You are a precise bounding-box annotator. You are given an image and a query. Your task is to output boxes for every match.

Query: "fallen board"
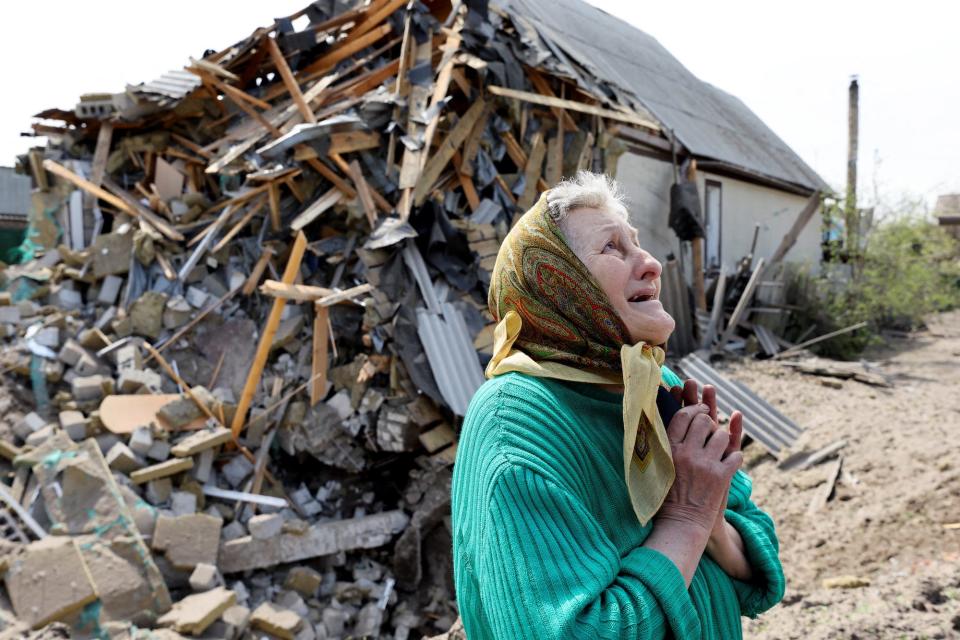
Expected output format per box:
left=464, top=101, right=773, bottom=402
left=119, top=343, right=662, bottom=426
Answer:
left=676, top=353, right=803, bottom=458
left=99, top=395, right=208, bottom=434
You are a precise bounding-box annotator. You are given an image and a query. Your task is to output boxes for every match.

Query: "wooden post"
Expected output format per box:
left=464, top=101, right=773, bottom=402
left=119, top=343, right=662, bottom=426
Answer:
left=845, top=77, right=859, bottom=257
left=231, top=232, right=308, bottom=438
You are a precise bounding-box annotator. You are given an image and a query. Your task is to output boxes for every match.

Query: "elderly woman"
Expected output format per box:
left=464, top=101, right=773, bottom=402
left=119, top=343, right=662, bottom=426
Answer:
left=451, top=172, right=784, bottom=639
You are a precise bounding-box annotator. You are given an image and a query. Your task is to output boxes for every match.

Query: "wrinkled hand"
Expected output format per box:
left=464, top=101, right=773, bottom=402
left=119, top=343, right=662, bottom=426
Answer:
left=656, top=400, right=742, bottom=535
left=670, top=381, right=743, bottom=537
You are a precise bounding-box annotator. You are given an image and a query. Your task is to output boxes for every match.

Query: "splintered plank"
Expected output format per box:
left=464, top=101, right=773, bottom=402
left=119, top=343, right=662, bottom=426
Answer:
left=487, top=85, right=661, bottom=131
left=299, top=24, right=393, bottom=78
left=289, top=188, right=343, bottom=231
left=311, top=304, right=330, bottom=406
left=518, top=131, right=546, bottom=210
left=459, top=106, right=491, bottom=177
left=242, top=247, right=276, bottom=296
left=328, top=131, right=381, bottom=154
left=212, top=198, right=265, bottom=253
left=346, top=160, right=377, bottom=228
left=265, top=36, right=316, bottom=124
left=718, top=257, right=766, bottom=348
left=526, top=68, right=578, bottom=131
left=268, top=182, right=282, bottom=232
left=231, top=232, right=308, bottom=438
left=419, top=28, right=463, bottom=170
left=46, top=161, right=184, bottom=242
left=413, top=98, right=489, bottom=205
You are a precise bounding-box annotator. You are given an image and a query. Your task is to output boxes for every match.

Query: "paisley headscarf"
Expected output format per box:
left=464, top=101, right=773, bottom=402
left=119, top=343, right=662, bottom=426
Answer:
left=486, top=191, right=674, bottom=525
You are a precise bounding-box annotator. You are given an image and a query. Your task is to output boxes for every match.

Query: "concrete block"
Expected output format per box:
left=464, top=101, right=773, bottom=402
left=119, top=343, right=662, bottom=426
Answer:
left=14, top=412, right=47, bottom=440
left=157, top=587, right=236, bottom=635
left=105, top=442, right=145, bottom=474
left=71, top=374, right=112, bottom=402
left=221, top=605, right=251, bottom=640
left=248, top=513, right=284, bottom=540
left=185, top=286, right=209, bottom=308
left=59, top=410, right=88, bottom=441
left=219, top=511, right=409, bottom=574
left=34, top=327, right=60, bottom=348
left=26, top=425, right=56, bottom=447
left=4, top=537, right=97, bottom=629
left=129, top=291, right=168, bottom=339
left=50, top=286, right=83, bottom=311
left=0, top=306, right=20, bottom=324
left=163, top=295, right=192, bottom=329
left=97, top=275, right=124, bottom=305
left=221, top=520, right=247, bottom=542
left=118, top=368, right=162, bottom=393
left=58, top=338, right=88, bottom=367
left=284, top=567, right=323, bottom=598
left=128, top=426, right=153, bottom=456
left=146, top=478, right=173, bottom=505
left=170, top=491, right=197, bottom=516
left=188, top=563, right=223, bottom=592
left=152, top=513, right=222, bottom=570
left=221, top=454, right=254, bottom=488
left=146, top=439, right=171, bottom=462
left=114, top=344, right=142, bottom=371
left=251, top=602, right=303, bottom=640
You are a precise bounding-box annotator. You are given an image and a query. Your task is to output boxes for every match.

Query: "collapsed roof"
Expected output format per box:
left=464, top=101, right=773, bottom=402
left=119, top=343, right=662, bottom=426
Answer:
left=495, top=0, right=829, bottom=193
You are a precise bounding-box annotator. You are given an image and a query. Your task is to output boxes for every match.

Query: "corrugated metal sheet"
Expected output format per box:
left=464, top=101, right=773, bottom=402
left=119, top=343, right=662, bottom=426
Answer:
left=131, top=69, right=202, bottom=102
left=416, top=304, right=486, bottom=416
left=677, top=353, right=802, bottom=457
left=403, top=241, right=485, bottom=415
left=496, top=0, right=828, bottom=192
left=0, top=168, right=30, bottom=217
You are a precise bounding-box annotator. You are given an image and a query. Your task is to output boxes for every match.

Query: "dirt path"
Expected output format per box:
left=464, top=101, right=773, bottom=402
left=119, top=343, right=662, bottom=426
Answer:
left=721, top=310, right=960, bottom=639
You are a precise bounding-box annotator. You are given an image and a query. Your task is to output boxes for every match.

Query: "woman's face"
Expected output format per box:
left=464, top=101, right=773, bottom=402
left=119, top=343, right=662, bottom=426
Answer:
left=563, top=207, right=675, bottom=345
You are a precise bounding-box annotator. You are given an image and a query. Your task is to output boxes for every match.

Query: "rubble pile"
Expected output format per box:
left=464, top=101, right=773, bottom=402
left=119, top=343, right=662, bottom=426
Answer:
left=0, top=0, right=669, bottom=637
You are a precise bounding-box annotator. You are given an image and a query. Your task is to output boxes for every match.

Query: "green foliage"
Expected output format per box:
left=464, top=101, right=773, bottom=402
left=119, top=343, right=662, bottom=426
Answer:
left=787, top=215, right=960, bottom=359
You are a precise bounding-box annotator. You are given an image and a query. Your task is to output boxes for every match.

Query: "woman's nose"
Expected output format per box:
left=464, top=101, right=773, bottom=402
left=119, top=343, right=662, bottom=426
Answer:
left=632, top=251, right=661, bottom=281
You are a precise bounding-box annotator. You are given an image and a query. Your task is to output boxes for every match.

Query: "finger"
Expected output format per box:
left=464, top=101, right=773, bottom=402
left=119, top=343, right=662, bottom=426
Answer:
left=705, top=428, right=730, bottom=458
left=670, top=385, right=682, bottom=405
left=683, top=412, right=714, bottom=446
left=667, top=404, right=709, bottom=445
left=682, top=379, right=699, bottom=407
left=702, top=385, right=717, bottom=423
left=727, top=411, right=744, bottom=455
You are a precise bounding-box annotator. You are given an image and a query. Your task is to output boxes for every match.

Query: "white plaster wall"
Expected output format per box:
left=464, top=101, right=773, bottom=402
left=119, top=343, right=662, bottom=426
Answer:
left=697, top=170, right=822, bottom=273
left=614, top=152, right=678, bottom=262
left=615, top=152, right=822, bottom=273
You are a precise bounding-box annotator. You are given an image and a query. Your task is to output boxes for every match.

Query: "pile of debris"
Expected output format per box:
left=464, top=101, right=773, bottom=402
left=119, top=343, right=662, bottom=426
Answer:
left=0, top=0, right=677, bottom=637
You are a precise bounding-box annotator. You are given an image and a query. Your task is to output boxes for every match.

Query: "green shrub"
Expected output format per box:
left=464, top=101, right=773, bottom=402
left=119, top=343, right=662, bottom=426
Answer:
left=786, top=215, right=960, bottom=359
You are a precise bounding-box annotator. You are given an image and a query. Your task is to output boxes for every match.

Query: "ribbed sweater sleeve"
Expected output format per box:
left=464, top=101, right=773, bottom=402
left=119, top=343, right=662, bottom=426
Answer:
left=722, top=470, right=786, bottom=617
left=478, top=463, right=701, bottom=640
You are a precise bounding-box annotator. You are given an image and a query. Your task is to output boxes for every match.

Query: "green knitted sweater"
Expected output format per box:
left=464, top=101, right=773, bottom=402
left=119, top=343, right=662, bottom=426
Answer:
left=452, top=369, right=784, bottom=639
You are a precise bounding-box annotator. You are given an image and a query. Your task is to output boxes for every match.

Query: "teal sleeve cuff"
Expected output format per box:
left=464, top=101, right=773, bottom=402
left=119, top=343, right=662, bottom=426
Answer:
left=622, top=547, right=702, bottom=639
left=724, top=509, right=786, bottom=617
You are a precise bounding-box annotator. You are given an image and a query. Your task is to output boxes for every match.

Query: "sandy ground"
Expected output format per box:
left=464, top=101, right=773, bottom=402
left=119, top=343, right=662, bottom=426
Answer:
left=719, top=310, right=960, bottom=639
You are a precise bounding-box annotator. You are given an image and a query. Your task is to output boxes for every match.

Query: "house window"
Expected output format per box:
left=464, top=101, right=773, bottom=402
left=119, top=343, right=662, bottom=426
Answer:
left=704, top=180, right=722, bottom=269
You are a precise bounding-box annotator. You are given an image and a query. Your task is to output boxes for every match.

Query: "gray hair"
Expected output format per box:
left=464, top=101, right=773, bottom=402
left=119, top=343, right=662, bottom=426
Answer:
left=546, top=171, right=629, bottom=255
left=546, top=171, right=629, bottom=222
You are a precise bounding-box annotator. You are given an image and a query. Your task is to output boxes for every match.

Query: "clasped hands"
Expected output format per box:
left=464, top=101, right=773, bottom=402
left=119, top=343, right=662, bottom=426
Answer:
left=659, top=381, right=745, bottom=549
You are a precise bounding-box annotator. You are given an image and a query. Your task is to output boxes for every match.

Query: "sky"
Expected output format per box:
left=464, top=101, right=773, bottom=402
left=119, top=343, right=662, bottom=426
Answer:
left=1, top=1, right=957, bottom=214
